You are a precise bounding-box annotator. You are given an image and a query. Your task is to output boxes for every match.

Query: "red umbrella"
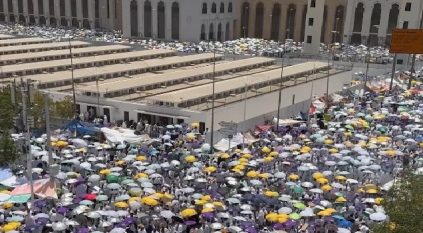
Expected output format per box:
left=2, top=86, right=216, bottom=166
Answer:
left=84, top=193, right=97, bottom=201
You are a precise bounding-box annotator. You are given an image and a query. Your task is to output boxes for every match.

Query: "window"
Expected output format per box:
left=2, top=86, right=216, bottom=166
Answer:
left=405, top=2, right=411, bottom=11
left=308, top=18, right=314, bottom=26
left=220, top=2, right=224, bottom=13
left=311, top=0, right=316, bottom=8
left=202, top=2, right=207, bottom=14
left=307, top=35, right=312, bottom=43
left=403, top=21, right=409, bottom=29
left=228, top=2, right=232, bottom=12
left=211, top=3, right=216, bottom=13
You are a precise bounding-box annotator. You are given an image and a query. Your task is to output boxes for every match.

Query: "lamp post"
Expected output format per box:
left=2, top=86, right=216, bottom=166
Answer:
left=68, top=38, right=77, bottom=118
left=364, top=25, right=379, bottom=88
left=276, top=35, right=285, bottom=132
left=210, top=21, right=217, bottom=153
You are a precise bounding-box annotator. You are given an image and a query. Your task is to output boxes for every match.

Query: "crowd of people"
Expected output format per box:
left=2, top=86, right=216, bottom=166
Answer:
left=0, top=75, right=421, bottom=233
left=0, top=23, right=394, bottom=63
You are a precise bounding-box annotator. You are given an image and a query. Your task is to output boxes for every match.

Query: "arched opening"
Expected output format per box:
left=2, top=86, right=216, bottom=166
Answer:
left=240, top=2, right=249, bottom=38
left=83, top=19, right=90, bottom=29
left=211, top=3, right=216, bottom=13
left=71, top=0, right=77, bottom=17
left=351, top=2, right=364, bottom=44
left=38, top=0, right=44, bottom=15
left=228, top=2, right=232, bottom=13
left=369, top=3, right=381, bottom=46
left=18, top=0, right=23, bottom=14
left=301, top=4, right=308, bottom=41
left=270, top=3, right=281, bottom=41
left=255, top=2, right=264, bottom=38
left=130, top=0, right=138, bottom=37
left=332, top=5, right=344, bottom=43
left=82, top=0, right=88, bottom=18
left=0, top=14, right=5, bottom=22
left=386, top=4, right=399, bottom=45
left=60, top=0, right=66, bottom=17
left=72, top=18, right=78, bottom=27
left=286, top=4, right=296, bottom=40
left=171, top=2, right=180, bottom=40
left=209, top=23, right=214, bottom=41
left=9, top=15, right=15, bottom=23
left=39, top=16, right=46, bottom=25
left=157, top=1, right=165, bottom=39
left=144, top=0, right=152, bottom=37
left=19, top=15, right=25, bottom=24
left=225, top=22, right=230, bottom=40
left=220, top=2, right=224, bottom=13
left=202, top=2, right=207, bottom=14
left=29, top=15, right=35, bottom=25
left=50, top=17, right=57, bottom=26
left=7, top=0, right=13, bottom=14
left=321, top=5, right=327, bottom=42
left=200, top=24, right=206, bottom=40
left=49, top=0, right=55, bottom=16
left=0, top=2, right=3, bottom=13
left=217, top=23, right=222, bottom=41
left=61, top=18, right=67, bottom=27
left=28, top=0, right=34, bottom=15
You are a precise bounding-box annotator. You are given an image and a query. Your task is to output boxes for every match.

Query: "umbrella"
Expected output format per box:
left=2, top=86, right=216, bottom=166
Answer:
left=369, top=212, right=387, bottom=221
left=87, top=211, right=102, bottom=219
left=160, top=210, right=174, bottom=219
left=180, top=208, right=197, bottom=218
left=110, top=228, right=126, bottom=233
left=52, top=222, right=67, bottom=231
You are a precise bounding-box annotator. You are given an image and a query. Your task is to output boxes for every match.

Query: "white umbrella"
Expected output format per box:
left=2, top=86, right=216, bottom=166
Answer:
left=181, top=187, right=195, bottom=193
left=87, top=211, right=102, bottom=219
left=301, top=182, right=314, bottom=188
left=369, top=212, right=387, bottom=221
left=0, top=193, right=10, bottom=202
left=211, top=223, right=223, bottom=229
left=227, top=197, right=240, bottom=204
left=274, top=172, right=286, bottom=179
left=338, top=228, right=351, bottom=233
left=52, top=222, right=67, bottom=231
left=240, top=204, right=252, bottom=210
left=278, top=207, right=292, bottom=214
left=325, top=161, right=336, bottom=166
left=129, top=201, right=141, bottom=210
left=217, top=212, right=230, bottom=219
left=160, top=210, right=174, bottom=219
left=300, top=208, right=315, bottom=217
left=229, top=226, right=242, bottom=232
left=310, top=188, right=323, bottom=194
left=88, top=174, right=100, bottom=182
left=110, top=228, right=126, bottom=233
left=346, top=178, right=358, bottom=184
left=233, top=216, right=247, bottom=221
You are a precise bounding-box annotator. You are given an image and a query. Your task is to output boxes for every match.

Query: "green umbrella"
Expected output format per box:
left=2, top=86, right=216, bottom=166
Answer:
left=106, top=174, right=119, bottom=183
left=292, top=186, right=304, bottom=194
left=293, top=202, right=306, bottom=210
left=289, top=213, right=301, bottom=220
left=121, top=179, right=135, bottom=185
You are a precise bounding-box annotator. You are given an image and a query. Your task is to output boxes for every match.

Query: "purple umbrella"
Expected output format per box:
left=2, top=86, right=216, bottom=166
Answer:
left=245, top=227, right=257, bottom=233
left=273, top=223, right=285, bottom=230
left=240, top=221, right=254, bottom=229
left=24, top=224, right=39, bottom=232
left=34, top=199, right=47, bottom=208
left=75, top=227, right=90, bottom=233
left=57, top=207, right=69, bottom=214
left=35, top=217, right=49, bottom=225
left=184, top=220, right=197, bottom=226
left=283, top=219, right=297, bottom=228
left=201, top=212, right=214, bottom=219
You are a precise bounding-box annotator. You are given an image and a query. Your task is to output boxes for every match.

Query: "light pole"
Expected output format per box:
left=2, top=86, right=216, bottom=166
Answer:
left=276, top=35, right=285, bottom=132
left=96, top=78, right=104, bottom=116
left=68, top=38, right=77, bottom=118
left=210, top=22, right=217, bottom=153
left=365, top=25, right=379, bottom=88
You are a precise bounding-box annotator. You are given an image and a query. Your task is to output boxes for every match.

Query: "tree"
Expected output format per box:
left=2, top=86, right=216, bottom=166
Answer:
left=53, top=96, right=74, bottom=119
left=372, top=170, right=423, bottom=233
left=0, top=133, right=18, bottom=167
left=0, top=88, right=15, bottom=130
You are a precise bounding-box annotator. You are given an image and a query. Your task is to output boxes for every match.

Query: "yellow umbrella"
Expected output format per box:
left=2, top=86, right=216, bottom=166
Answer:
left=234, top=164, right=246, bottom=170
left=317, top=210, right=332, bottom=216
left=235, top=149, right=241, bottom=153
left=134, top=172, right=148, bottom=179
left=288, top=174, right=300, bottom=180
left=324, top=139, right=334, bottom=145
left=316, top=177, right=329, bottom=184
left=151, top=192, right=164, bottom=199
left=200, top=195, right=211, bottom=202
left=191, top=122, right=199, bottom=128
left=238, top=157, right=249, bottom=163
left=204, top=166, right=217, bottom=173
left=325, top=208, right=337, bottom=214
left=246, top=171, right=259, bottom=178
left=2, top=202, right=13, bottom=209
left=99, top=169, right=111, bottom=175
left=201, top=208, right=214, bottom=213
left=136, top=155, right=147, bottom=161
left=277, top=217, right=289, bottom=223
left=258, top=173, right=270, bottom=179
left=114, top=201, right=129, bottom=208
left=329, top=148, right=338, bottom=154
left=0, top=190, right=11, bottom=194
left=385, top=150, right=397, bottom=157
left=335, top=175, right=347, bottom=181
left=185, top=155, right=197, bottom=163
left=180, top=208, right=197, bottom=218
left=231, top=168, right=243, bottom=174
left=335, top=196, right=347, bottom=203
left=321, top=185, right=332, bottom=192
left=261, top=146, right=271, bottom=153
left=128, top=197, right=141, bottom=203
left=269, top=151, right=279, bottom=157
left=366, top=189, right=378, bottom=194
left=213, top=201, right=225, bottom=208
left=116, top=160, right=125, bottom=166
left=375, top=197, right=384, bottom=205
left=300, top=146, right=312, bottom=153
left=264, top=191, right=279, bottom=197
left=219, top=153, right=230, bottom=159
left=264, top=156, right=274, bottom=163
left=3, top=223, right=19, bottom=232
left=265, top=212, right=279, bottom=222
left=312, top=172, right=325, bottom=180
left=195, top=199, right=207, bottom=205
left=141, top=197, right=159, bottom=206
left=241, top=153, right=252, bottom=159
left=56, top=140, right=69, bottom=148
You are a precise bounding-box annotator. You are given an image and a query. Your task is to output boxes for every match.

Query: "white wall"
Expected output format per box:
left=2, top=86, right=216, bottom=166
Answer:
left=303, top=0, right=325, bottom=54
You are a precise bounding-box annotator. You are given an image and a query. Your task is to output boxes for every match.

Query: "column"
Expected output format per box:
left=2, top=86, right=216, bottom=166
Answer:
left=280, top=3, right=287, bottom=41
left=325, top=4, right=336, bottom=44
left=262, top=3, right=272, bottom=39
left=12, top=0, right=18, bottom=18
left=151, top=0, right=157, bottom=39
left=342, top=1, right=354, bottom=44
left=3, top=0, right=8, bottom=22
left=248, top=0, right=255, bottom=38
left=44, top=0, right=49, bottom=25
left=165, top=1, right=171, bottom=40
left=294, top=3, right=303, bottom=42
left=361, top=3, right=372, bottom=44
left=378, top=4, right=390, bottom=46
left=23, top=0, right=28, bottom=16
left=303, top=0, right=325, bottom=54
left=33, top=0, right=40, bottom=24
left=65, top=0, right=71, bottom=24
left=109, top=0, right=115, bottom=30
left=137, top=0, right=144, bottom=37
left=76, top=0, right=83, bottom=27
left=121, top=0, right=130, bottom=37
left=54, top=0, right=60, bottom=20
left=88, top=0, right=94, bottom=28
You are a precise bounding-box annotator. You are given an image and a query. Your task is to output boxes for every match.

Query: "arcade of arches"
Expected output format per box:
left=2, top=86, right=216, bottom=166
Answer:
left=236, top=0, right=346, bottom=44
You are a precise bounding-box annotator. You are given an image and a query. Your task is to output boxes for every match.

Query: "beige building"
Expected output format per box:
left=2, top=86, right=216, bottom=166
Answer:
left=233, top=0, right=346, bottom=44
left=0, top=0, right=121, bottom=30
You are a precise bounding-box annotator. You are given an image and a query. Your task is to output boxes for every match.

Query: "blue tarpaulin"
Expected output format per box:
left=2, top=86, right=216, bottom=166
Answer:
left=64, top=119, right=100, bottom=136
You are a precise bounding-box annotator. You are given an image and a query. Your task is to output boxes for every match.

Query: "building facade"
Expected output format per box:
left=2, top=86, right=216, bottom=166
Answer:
left=121, top=0, right=234, bottom=42
left=0, top=0, right=121, bottom=30
left=233, top=0, right=346, bottom=44
left=343, top=0, right=423, bottom=46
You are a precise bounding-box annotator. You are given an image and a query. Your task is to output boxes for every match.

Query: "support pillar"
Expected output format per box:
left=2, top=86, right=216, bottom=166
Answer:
left=137, top=0, right=144, bottom=38
left=165, top=1, right=171, bottom=40
left=303, top=0, right=325, bottom=55
left=121, top=0, right=130, bottom=37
